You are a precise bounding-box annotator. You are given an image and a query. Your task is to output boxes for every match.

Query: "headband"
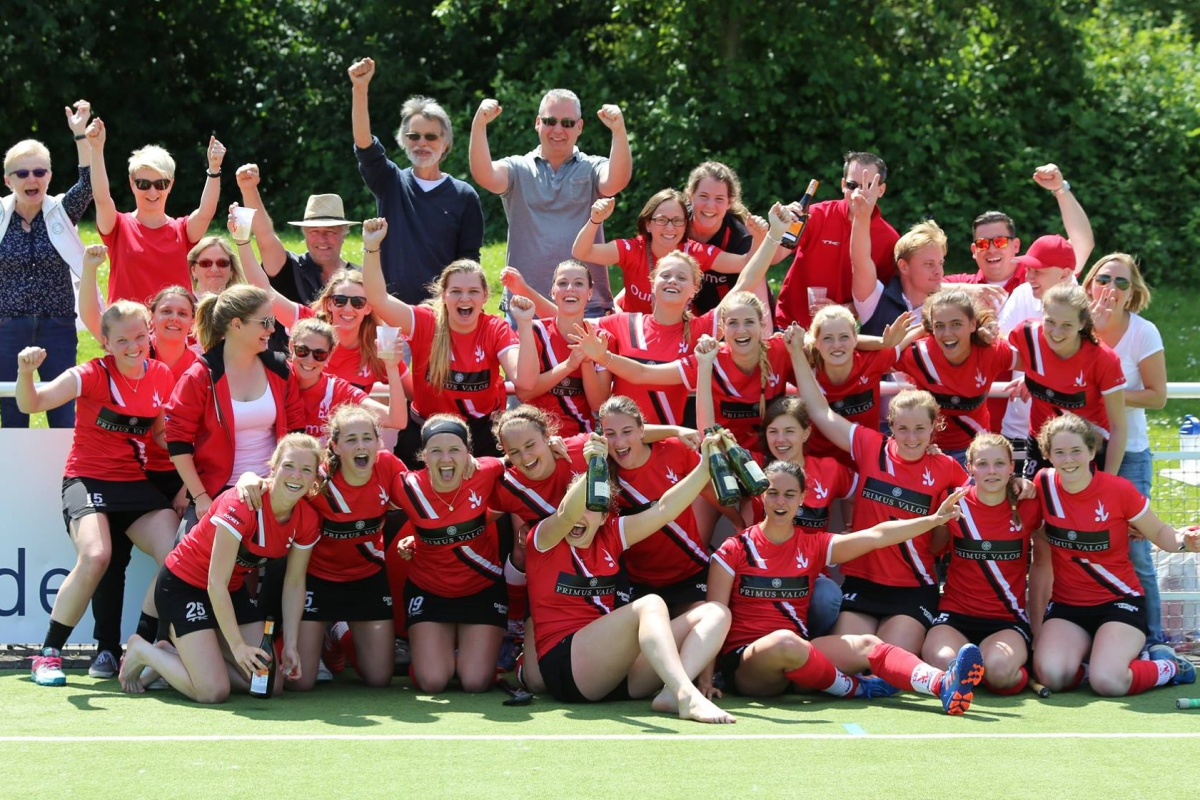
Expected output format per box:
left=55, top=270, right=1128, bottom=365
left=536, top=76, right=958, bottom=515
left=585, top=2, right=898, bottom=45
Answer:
left=421, top=419, right=469, bottom=447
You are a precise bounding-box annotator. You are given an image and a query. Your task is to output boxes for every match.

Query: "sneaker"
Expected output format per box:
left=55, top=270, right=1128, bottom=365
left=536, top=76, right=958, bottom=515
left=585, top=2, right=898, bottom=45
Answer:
left=146, top=676, right=170, bottom=691
left=940, top=643, right=985, bottom=716
left=88, top=649, right=119, bottom=679
left=854, top=675, right=900, bottom=699
left=394, top=638, right=411, bottom=670
left=31, top=648, right=67, bottom=687
left=496, top=636, right=520, bottom=672
left=316, top=659, right=334, bottom=683
left=322, top=623, right=348, bottom=674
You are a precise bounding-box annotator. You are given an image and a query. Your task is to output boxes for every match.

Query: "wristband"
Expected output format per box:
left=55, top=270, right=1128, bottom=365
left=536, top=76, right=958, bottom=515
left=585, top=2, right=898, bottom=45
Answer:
left=73, top=133, right=87, bottom=141
left=234, top=239, right=251, bottom=246
left=1052, top=180, right=1071, bottom=196
left=590, top=217, right=603, bottom=225
left=766, top=234, right=781, bottom=244
left=364, top=247, right=380, bottom=253
left=206, top=170, right=221, bottom=178
left=195, top=491, right=210, bottom=501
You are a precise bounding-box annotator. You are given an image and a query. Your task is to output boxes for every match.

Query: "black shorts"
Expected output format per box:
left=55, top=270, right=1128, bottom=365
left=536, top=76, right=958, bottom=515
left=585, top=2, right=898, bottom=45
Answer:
left=931, top=610, right=1032, bottom=646
left=403, top=579, right=508, bottom=628
left=716, top=645, right=750, bottom=689
left=538, top=631, right=632, bottom=704
left=146, top=469, right=185, bottom=501
left=1043, top=597, right=1148, bottom=638
left=628, top=569, right=708, bottom=608
left=839, top=575, right=939, bottom=629
left=61, top=476, right=171, bottom=535
left=303, top=570, right=394, bottom=622
left=156, top=565, right=262, bottom=639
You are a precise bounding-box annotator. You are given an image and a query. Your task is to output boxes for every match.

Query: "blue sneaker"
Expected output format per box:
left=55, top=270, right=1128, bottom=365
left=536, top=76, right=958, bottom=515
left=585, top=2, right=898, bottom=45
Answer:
left=1148, top=644, right=1195, bottom=685
left=940, top=643, right=985, bottom=715
left=854, top=675, right=900, bottom=699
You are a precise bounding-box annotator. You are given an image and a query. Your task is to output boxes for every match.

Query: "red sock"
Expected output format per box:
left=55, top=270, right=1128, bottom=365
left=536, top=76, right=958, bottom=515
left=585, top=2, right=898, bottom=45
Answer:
left=1127, top=658, right=1175, bottom=695
left=784, top=645, right=857, bottom=696
left=984, top=666, right=1028, bottom=695
left=867, top=643, right=940, bottom=696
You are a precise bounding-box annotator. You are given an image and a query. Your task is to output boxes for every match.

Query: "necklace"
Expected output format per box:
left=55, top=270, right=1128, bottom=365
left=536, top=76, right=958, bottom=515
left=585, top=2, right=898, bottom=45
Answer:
left=115, top=359, right=146, bottom=394
left=430, top=478, right=465, bottom=512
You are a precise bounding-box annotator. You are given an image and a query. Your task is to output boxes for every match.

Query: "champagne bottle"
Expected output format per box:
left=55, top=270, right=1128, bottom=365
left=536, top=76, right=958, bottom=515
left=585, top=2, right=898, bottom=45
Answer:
left=781, top=179, right=820, bottom=248
left=726, top=440, right=769, bottom=497
left=585, top=452, right=610, bottom=512
left=248, top=617, right=277, bottom=699
left=705, top=427, right=742, bottom=507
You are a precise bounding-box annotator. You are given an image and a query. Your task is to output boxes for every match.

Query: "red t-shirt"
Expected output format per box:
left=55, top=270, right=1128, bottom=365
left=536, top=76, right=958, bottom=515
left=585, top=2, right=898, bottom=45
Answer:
left=614, top=439, right=709, bottom=586
left=165, top=488, right=320, bottom=591
left=595, top=310, right=719, bottom=425
left=1010, top=320, right=1126, bottom=439
left=677, top=337, right=793, bottom=456
left=614, top=236, right=721, bottom=315
left=100, top=212, right=194, bottom=304
left=525, top=318, right=594, bottom=436
left=749, top=454, right=857, bottom=532
left=307, top=450, right=407, bottom=582
left=291, top=304, right=405, bottom=392
left=1036, top=469, right=1150, bottom=606
left=712, top=524, right=836, bottom=650
left=406, top=305, right=517, bottom=419
left=491, top=434, right=588, bottom=525
left=528, top=515, right=627, bottom=655
left=805, top=347, right=899, bottom=463
left=391, top=456, right=506, bottom=597
left=842, top=424, right=967, bottom=587
left=296, top=370, right=368, bottom=442
left=897, top=338, right=1017, bottom=452
left=939, top=486, right=1042, bottom=622
left=65, top=356, right=175, bottom=481
left=144, top=345, right=199, bottom=473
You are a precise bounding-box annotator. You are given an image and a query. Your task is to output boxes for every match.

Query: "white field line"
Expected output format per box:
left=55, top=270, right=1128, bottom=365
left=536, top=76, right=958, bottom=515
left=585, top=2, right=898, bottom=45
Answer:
left=3, top=732, right=1200, bottom=743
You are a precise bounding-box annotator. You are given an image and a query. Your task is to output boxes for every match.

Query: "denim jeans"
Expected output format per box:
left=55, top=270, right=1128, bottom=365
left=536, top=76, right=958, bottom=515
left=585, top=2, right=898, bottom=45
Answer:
left=809, top=573, right=843, bottom=638
left=1118, top=448, right=1164, bottom=643
left=0, top=315, right=77, bottom=428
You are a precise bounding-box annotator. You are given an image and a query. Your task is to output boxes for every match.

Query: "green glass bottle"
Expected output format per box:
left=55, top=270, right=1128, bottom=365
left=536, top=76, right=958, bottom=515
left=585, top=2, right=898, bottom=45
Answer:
left=726, top=440, right=769, bottom=497
left=248, top=617, right=276, bottom=699
left=706, top=427, right=742, bottom=507
left=585, top=452, right=611, bottom=512
left=781, top=179, right=820, bottom=248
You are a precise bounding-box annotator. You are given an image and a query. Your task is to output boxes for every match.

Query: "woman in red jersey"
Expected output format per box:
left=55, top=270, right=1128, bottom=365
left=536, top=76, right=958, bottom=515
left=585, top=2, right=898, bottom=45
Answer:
left=521, top=431, right=734, bottom=723
left=361, top=218, right=518, bottom=461
left=21, top=300, right=179, bottom=687
left=921, top=434, right=1043, bottom=694
left=117, top=435, right=322, bottom=702
left=1031, top=415, right=1198, bottom=696
left=790, top=329, right=967, bottom=656
left=708, top=462, right=985, bottom=715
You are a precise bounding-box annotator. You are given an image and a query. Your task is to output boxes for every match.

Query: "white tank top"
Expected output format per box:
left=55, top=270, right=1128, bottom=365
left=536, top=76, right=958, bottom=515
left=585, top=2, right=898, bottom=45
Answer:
left=230, top=382, right=277, bottom=479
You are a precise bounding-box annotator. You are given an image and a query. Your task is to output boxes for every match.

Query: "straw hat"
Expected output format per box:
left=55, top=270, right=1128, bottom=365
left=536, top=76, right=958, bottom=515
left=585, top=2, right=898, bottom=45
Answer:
left=287, top=194, right=361, bottom=227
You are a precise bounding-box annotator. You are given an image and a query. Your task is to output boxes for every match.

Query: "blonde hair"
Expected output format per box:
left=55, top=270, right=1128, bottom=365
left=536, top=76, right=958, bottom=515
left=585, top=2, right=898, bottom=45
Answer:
left=187, top=236, right=246, bottom=294
left=269, top=433, right=324, bottom=491
left=4, top=139, right=50, bottom=173
left=922, top=289, right=995, bottom=348
left=311, top=269, right=383, bottom=381
left=127, top=145, right=175, bottom=179
left=895, top=220, right=947, bottom=264
left=194, top=285, right=271, bottom=351
left=422, top=260, right=488, bottom=390
left=291, top=316, right=335, bottom=349
left=965, top=432, right=1022, bottom=528
left=806, top=304, right=858, bottom=372
left=324, top=405, right=381, bottom=480
left=417, top=413, right=474, bottom=464
left=685, top=161, right=749, bottom=222
left=651, top=251, right=701, bottom=345
left=100, top=300, right=151, bottom=340
left=720, top=291, right=774, bottom=421
left=493, top=404, right=559, bottom=452
left=1035, top=413, right=1100, bottom=461
left=887, top=389, right=944, bottom=433
left=1042, top=283, right=1099, bottom=345
left=1082, top=252, right=1152, bottom=314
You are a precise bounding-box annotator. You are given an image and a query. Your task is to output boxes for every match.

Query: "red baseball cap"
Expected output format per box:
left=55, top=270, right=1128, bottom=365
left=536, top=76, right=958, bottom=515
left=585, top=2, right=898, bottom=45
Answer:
left=1016, top=234, right=1075, bottom=271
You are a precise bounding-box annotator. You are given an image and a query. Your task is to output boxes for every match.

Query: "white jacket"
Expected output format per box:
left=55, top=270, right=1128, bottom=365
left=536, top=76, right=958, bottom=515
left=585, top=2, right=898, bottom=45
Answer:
left=0, top=189, right=87, bottom=325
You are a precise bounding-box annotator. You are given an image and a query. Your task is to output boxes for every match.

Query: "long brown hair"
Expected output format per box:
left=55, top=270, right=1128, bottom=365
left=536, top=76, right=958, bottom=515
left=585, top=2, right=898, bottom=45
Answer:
left=720, top=291, right=773, bottom=422
left=422, top=260, right=489, bottom=390
left=921, top=289, right=995, bottom=348
left=650, top=251, right=701, bottom=345
left=965, top=432, right=1022, bottom=528
left=685, top=161, right=749, bottom=222
left=194, top=285, right=270, bottom=351
left=311, top=269, right=383, bottom=380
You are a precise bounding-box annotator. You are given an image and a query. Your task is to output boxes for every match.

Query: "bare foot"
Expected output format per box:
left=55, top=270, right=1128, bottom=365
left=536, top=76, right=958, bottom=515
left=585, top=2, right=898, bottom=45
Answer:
left=136, top=640, right=175, bottom=688
left=118, top=635, right=148, bottom=694
left=651, top=686, right=677, bottom=714
left=677, top=690, right=736, bottom=724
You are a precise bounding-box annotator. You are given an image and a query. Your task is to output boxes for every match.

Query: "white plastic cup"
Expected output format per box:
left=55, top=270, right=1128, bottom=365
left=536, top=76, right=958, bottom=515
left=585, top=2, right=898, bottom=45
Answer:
left=376, top=325, right=399, bottom=357
left=807, top=286, right=828, bottom=315
left=232, top=206, right=256, bottom=241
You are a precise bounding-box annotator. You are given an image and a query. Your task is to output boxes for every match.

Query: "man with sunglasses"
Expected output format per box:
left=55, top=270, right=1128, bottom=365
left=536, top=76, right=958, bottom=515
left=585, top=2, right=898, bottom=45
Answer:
left=470, top=89, right=632, bottom=316
left=349, top=57, right=483, bottom=305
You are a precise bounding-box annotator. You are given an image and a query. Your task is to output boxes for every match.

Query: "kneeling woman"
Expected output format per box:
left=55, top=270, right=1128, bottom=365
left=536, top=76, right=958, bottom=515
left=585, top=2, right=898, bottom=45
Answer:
left=522, top=432, right=735, bottom=723
left=118, top=435, right=322, bottom=702
left=1031, top=414, right=1198, bottom=696
left=709, top=462, right=984, bottom=715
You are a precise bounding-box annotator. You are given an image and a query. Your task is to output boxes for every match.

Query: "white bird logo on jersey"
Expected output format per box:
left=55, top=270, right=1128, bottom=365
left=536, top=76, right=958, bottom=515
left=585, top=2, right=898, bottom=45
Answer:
left=796, top=550, right=810, bottom=570
left=360, top=364, right=372, bottom=378
left=768, top=372, right=782, bottom=388
left=859, top=375, right=870, bottom=384
left=601, top=549, right=617, bottom=570
left=377, top=486, right=390, bottom=506
left=1095, top=501, right=1109, bottom=522
left=974, top=369, right=986, bottom=389
left=474, top=345, right=486, bottom=363
left=677, top=340, right=688, bottom=355
left=1074, top=371, right=1086, bottom=388
left=151, top=389, right=162, bottom=408
left=468, top=489, right=483, bottom=509
left=666, top=467, right=679, bottom=484
left=922, top=468, right=935, bottom=487
left=1009, top=517, right=1022, bottom=533
left=813, top=479, right=829, bottom=500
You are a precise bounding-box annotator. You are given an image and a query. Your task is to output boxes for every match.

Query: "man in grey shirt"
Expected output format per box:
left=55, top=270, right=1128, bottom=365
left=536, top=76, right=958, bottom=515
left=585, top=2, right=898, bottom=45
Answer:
left=469, top=89, right=632, bottom=315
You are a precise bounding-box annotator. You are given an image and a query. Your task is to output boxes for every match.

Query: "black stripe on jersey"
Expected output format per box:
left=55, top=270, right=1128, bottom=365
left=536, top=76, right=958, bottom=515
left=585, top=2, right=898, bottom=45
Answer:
left=1039, top=473, right=1061, bottom=517
left=548, top=375, right=585, bottom=397
left=794, top=505, right=830, bottom=529
left=453, top=547, right=504, bottom=582
left=555, top=570, right=617, bottom=598
left=234, top=543, right=273, bottom=570
left=401, top=481, right=435, bottom=521
left=712, top=366, right=736, bottom=398
left=738, top=532, right=766, bottom=569
left=1022, top=323, right=1041, bottom=373
left=647, top=391, right=671, bottom=423
left=953, top=537, right=1023, bottom=561
left=1045, top=523, right=1110, bottom=552
left=660, top=526, right=710, bottom=568
left=124, top=436, right=146, bottom=470
left=1071, top=556, right=1139, bottom=599
left=830, top=388, right=876, bottom=418
left=533, top=323, right=555, bottom=371
left=355, top=542, right=387, bottom=568
left=321, top=515, right=385, bottom=540
left=415, top=514, right=488, bottom=546
left=910, top=344, right=939, bottom=385
left=738, top=575, right=810, bottom=599
left=861, top=477, right=934, bottom=516
left=977, top=556, right=1027, bottom=622
left=877, top=441, right=889, bottom=472
left=1025, top=376, right=1086, bottom=410
left=930, top=391, right=987, bottom=412
left=627, top=313, right=638, bottom=346
left=95, top=407, right=154, bottom=436
left=440, top=368, right=490, bottom=393
left=499, top=474, right=555, bottom=518
left=772, top=600, right=809, bottom=638
left=945, top=415, right=983, bottom=439
left=719, top=399, right=760, bottom=421
left=896, top=539, right=935, bottom=585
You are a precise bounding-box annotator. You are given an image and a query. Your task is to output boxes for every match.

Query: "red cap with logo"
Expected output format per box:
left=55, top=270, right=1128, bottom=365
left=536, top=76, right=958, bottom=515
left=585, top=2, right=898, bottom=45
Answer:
left=1015, top=234, right=1075, bottom=271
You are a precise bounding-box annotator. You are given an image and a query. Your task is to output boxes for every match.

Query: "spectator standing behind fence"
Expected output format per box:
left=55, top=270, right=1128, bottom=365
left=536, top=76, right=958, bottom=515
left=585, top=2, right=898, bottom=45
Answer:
left=93, top=120, right=225, bottom=304
left=0, top=100, right=95, bottom=429
left=470, top=89, right=632, bottom=316
left=348, top=58, right=484, bottom=305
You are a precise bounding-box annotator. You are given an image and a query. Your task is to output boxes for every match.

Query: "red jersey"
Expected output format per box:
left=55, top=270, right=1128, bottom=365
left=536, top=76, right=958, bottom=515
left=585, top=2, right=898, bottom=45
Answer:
left=392, top=456, right=506, bottom=597
left=897, top=338, right=1017, bottom=451
left=940, top=486, right=1043, bottom=623
left=307, top=451, right=407, bottom=582
left=165, top=488, right=320, bottom=591
left=525, top=317, right=594, bottom=436
left=805, top=347, right=899, bottom=463
left=64, top=356, right=175, bottom=481
left=100, top=212, right=194, bottom=304
left=595, top=310, right=719, bottom=425
left=144, top=345, right=199, bottom=473
left=527, top=515, right=627, bottom=655
left=678, top=337, right=793, bottom=455
left=1036, top=469, right=1150, bottom=606
left=614, top=439, right=710, bottom=585
left=491, top=434, right=588, bottom=525
left=406, top=305, right=517, bottom=419
left=1010, top=320, right=1126, bottom=439
left=296, top=371, right=368, bottom=443
left=749, top=454, right=857, bottom=532
left=843, top=425, right=967, bottom=587
left=324, top=342, right=406, bottom=392
left=712, top=524, right=836, bottom=650
left=613, top=236, right=721, bottom=314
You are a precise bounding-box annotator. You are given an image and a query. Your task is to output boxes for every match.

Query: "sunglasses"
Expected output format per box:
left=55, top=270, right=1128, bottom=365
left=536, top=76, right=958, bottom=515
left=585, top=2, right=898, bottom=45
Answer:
left=9, top=168, right=49, bottom=179
left=539, top=116, right=578, bottom=129
left=330, top=294, right=368, bottom=309
left=1093, top=274, right=1132, bottom=290
left=195, top=258, right=231, bottom=270
left=973, top=236, right=1012, bottom=251
left=243, top=316, right=276, bottom=330
left=292, top=344, right=330, bottom=362
left=844, top=179, right=861, bottom=192
left=133, top=178, right=172, bottom=191
left=404, top=132, right=441, bottom=143
left=650, top=215, right=687, bottom=228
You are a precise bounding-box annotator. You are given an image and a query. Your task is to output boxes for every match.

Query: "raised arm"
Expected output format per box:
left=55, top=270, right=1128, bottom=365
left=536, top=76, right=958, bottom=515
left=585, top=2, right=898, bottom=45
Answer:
left=623, top=431, right=722, bottom=545
left=87, top=117, right=117, bottom=237
left=716, top=204, right=789, bottom=309
left=15, top=348, right=78, bottom=414
left=78, top=244, right=107, bottom=341
left=235, top=164, right=288, bottom=275
left=65, top=100, right=92, bottom=170
left=187, top=135, right=226, bottom=243
left=707, top=214, right=770, bottom=275
left=1033, top=164, right=1093, bottom=274
left=785, top=324, right=854, bottom=453
left=693, top=335, right=719, bottom=433
left=568, top=322, right=683, bottom=384
left=572, top=198, right=620, bottom=265
left=348, top=57, right=376, bottom=150
left=533, top=433, right=608, bottom=552
left=500, top=267, right=558, bottom=319
left=469, top=99, right=509, bottom=196
left=849, top=170, right=882, bottom=304
left=359, top=218, right=414, bottom=334
left=228, top=205, right=298, bottom=327
left=595, top=104, right=631, bottom=197
left=360, top=339, right=408, bottom=430
left=830, top=488, right=967, bottom=564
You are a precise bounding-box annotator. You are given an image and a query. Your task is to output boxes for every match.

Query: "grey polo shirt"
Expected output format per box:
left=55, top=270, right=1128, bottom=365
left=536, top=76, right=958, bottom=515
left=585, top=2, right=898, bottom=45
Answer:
left=501, top=147, right=612, bottom=314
